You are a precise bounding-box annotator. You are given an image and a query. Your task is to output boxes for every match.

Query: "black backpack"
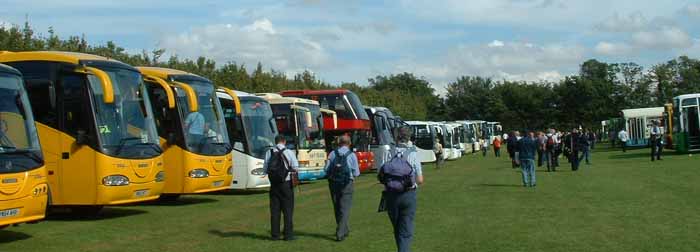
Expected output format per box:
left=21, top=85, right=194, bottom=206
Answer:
left=327, top=150, right=352, bottom=186
left=267, top=147, right=290, bottom=184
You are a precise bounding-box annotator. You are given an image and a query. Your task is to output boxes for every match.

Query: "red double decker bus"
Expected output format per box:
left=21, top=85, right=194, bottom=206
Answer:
left=280, top=89, right=374, bottom=172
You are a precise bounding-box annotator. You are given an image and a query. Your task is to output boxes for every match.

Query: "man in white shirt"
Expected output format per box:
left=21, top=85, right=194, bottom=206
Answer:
left=618, top=129, right=629, bottom=153
left=650, top=121, right=663, bottom=161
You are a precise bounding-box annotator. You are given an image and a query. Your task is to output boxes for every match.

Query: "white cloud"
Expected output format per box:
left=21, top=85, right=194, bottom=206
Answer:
left=594, top=41, right=633, bottom=55
left=593, top=12, right=694, bottom=55
left=595, top=12, right=648, bottom=32
left=682, top=4, right=700, bottom=17
left=160, top=19, right=332, bottom=74
left=488, top=40, right=505, bottom=47
left=243, top=18, right=277, bottom=34
left=631, top=26, right=693, bottom=49
left=389, top=41, right=583, bottom=91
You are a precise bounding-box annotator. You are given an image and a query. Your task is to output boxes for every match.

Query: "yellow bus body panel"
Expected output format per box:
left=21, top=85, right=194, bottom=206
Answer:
left=0, top=166, right=48, bottom=226
left=36, top=122, right=165, bottom=206
left=161, top=144, right=232, bottom=194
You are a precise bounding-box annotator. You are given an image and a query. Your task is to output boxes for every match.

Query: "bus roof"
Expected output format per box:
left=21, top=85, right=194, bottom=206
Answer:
left=137, top=67, right=205, bottom=81
left=675, top=94, right=700, bottom=101
left=256, top=93, right=319, bottom=105
left=217, top=89, right=267, bottom=103
left=621, top=107, right=664, bottom=118
left=0, top=51, right=138, bottom=72
left=280, top=89, right=350, bottom=96
left=0, top=51, right=121, bottom=64
left=0, top=63, right=21, bottom=75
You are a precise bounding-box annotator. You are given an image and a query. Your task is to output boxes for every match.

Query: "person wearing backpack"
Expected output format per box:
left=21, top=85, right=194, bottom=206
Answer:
left=263, top=135, right=299, bottom=241
left=324, top=135, right=360, bottom=242
left=379, top=126, right=423, bottom=252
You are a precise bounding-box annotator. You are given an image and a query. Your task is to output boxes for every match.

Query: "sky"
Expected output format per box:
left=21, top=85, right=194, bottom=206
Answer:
left=1, top=0, right=699, bottom=92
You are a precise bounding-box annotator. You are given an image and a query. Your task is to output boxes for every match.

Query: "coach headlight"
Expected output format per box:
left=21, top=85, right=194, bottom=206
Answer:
left=251, top=168, right=265, bottom=175
left=189, top=169, right=209, bottom=178
left=227, top=166, right=234, bottom=175
left=102, top=175, right=130, bottom=186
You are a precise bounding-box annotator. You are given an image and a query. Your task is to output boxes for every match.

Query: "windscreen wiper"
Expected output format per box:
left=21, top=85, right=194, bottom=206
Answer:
left=114, top=137, right=142, bottom=155
left=12, top=150, right=43, bottom=163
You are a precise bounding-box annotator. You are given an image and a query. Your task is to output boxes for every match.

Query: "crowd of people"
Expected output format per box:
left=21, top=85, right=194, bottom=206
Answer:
left=262, top=126, right=423, bottom=252
left=256, top=122, right=664, bottom=251
left=476, top=129, right=600, bottom=187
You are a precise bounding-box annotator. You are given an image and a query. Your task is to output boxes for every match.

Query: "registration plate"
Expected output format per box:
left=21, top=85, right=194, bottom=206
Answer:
left=0, top=208, right=20, bottom=219
left=212, top=181, right=224, bottom=187
left=134, top=189, right=149, bottom=197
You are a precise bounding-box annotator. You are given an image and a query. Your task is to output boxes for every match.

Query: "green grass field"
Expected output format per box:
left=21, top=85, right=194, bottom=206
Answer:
left=2, top=145, right=700, bottom=252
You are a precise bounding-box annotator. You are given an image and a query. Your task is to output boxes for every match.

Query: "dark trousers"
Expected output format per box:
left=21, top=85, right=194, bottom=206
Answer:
left=571, top=150, right=580, bottom=171
left=546, top=149, right=556, bottom=172
left=494, top=147, right=501, bottom=157
left=537, top=149, right=544, bottom=167
left=651, top=140, right=662, bottom=161
left=329, top=181, right=354, bottom=239
left=386, top=190, right=417, bottom=252
left=270, top=181, right=294, bottom=239
left=621, top=141, right=627, bottom=152
left=435, top=153, right=443, bottom=169
left=482, top=147, right=488, bottom=157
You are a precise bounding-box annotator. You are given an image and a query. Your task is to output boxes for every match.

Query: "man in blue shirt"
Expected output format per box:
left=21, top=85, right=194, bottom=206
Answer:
left=324, top=135, right=360, bottom=241
left=263, top=135, right=299, bottom=241
left=382, top=126, right=423, bottom=252
left=516, top=131, right=538, bottom=187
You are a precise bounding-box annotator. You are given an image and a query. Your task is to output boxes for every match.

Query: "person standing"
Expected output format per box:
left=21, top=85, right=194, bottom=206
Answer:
left=508, top=131, right=520, bottom=168
left=545, top=129, right=557, bottom=172
left=581, top=130, right=592, bottom=165
left=379, top=126, right=424, bottom=252
left=650, top=121, right=663, bottom=161
left=493, top=137, right=502, bottom=158
left=516, top=131, right=538, bottom=187
left=570, top=129, right=582, bottom=171
left=264, top=135, right=300, bottom=241
left=324, top=135, right=360, bottom=241
left=433, top=138, right=444, bottom=169
left=618, top=129, right=629, bottom=153
left=481, top=138, right=489, bottom=157
left=537, top=131, right=546, bottom=167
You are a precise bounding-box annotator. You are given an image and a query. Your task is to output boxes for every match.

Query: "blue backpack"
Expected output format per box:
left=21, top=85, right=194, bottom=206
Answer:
left=327, top=150, right=352, bottom=186
left=379, top=149, right=415, bottom=192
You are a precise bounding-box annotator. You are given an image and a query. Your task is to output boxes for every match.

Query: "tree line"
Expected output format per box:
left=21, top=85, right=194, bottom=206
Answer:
left=1, top=22, right=699, bottom=130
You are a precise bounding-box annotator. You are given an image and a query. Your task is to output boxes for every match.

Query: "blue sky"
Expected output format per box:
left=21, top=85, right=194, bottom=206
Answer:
left=1, top=0, right=699, bottom=92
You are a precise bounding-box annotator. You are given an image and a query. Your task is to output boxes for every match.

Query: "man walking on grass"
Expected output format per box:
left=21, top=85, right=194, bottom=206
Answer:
left=264, top=135, right=299, bottom=241
left=324, top=135, right=360, bottom=241
left=618, top=129, right=629, bottom=153
left=650, top=121, right=663, bottom=161
left=516, top=131, right=538, bottom=187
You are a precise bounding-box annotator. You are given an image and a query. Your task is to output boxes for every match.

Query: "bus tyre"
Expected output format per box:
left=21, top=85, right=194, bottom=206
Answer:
left=158, top=194, right=181, bottom=201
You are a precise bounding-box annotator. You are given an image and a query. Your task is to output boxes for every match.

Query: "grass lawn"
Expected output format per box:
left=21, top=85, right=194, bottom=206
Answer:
left=2, top=144, right=700, bottom=252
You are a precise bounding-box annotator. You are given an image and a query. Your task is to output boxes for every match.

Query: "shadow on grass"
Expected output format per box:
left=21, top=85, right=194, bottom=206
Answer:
left=609, top=152, right=652, bottom=159
left=140, top=196, right=219, bottom=206
left=209, top=230, right=271, bottom=240
left=209, top=230, right=335, bottom=242
left=0, top=229, right=32, bottom=243
left=47, top=207, right=147, bottom=221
